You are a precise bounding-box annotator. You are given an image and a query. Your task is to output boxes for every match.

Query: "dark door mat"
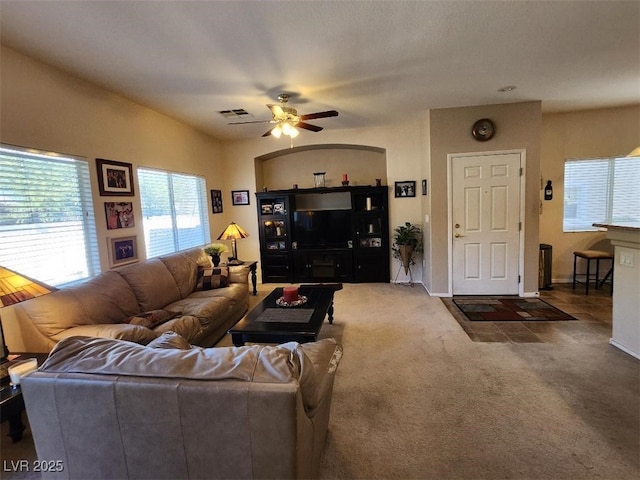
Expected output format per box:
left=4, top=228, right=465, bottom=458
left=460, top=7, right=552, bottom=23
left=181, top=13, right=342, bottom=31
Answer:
left=452, top=296, right=576, bottom=322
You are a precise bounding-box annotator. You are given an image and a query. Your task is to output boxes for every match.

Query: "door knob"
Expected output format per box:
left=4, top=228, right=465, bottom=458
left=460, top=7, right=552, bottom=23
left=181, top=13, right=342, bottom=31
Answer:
left=454, top=233, right=465, bottom=238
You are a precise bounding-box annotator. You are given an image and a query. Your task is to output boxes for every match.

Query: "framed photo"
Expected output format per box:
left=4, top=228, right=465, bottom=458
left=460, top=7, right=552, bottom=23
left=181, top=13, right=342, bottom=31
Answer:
left=96, top=158, right=135, bottom=196
left=422, top=179, right=428, bottom=196
left=261, top=203, right=273, bottom=215
left=108, top=235, right=138, bottom=268
left=273, top=202, right=285, bottom=214
left=232, top=190, right=250, bottom=206
left=395, top=181, right=416, bottom=198
left=210, top=189, right=223, bottom=214
left=104, top=202, right=135, bottom=229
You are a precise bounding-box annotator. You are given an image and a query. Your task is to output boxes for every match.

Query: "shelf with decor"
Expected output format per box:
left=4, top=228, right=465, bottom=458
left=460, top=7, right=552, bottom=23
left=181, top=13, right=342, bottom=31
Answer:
left=256, top=185, right=389, bottom=283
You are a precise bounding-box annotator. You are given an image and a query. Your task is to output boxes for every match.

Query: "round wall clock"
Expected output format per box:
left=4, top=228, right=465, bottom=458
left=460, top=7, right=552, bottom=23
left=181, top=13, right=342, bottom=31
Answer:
left=471, top=118, right=496, bottom=141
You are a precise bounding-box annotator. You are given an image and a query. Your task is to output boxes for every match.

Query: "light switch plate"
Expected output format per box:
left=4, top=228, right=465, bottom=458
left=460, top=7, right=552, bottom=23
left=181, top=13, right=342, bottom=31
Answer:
left=620, top=251, right=634, bottom=267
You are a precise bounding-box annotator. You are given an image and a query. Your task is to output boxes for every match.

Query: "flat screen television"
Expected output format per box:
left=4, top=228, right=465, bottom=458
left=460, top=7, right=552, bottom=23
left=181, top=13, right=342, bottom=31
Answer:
left=293, top=210, right=352, bottom=249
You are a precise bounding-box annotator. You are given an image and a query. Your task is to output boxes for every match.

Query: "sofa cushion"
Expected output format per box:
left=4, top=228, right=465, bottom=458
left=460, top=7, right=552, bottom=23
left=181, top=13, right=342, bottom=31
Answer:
left=160, top=248, right=212, bottom=298
left=195, top=266, right=228, bottom=291
left=116, top=259, right=182, bottom=311
left=51, top=324, right=159, bottom=345
left=122, top=309, right=179, bottom=329
left=147, top=331, right=193, bottom=350
left=153, top=315, right=202, bottom=341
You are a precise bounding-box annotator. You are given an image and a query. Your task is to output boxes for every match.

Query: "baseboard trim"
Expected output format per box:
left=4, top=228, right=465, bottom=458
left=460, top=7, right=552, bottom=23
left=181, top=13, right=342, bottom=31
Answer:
left=609, top=338, right=640, bottom=360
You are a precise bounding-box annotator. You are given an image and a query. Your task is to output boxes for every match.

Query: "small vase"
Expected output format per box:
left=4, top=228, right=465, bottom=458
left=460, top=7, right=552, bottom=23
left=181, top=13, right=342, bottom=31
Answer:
left=210, top=254, right=221, bottom=267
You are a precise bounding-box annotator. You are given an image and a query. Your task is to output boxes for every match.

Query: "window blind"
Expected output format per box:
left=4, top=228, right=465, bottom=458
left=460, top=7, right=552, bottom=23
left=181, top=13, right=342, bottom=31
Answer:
left=138, top=167, right=210, bottom=257
left=0, top=145, right=100, bottom=286
left=563, top=157, right=640, bottom=232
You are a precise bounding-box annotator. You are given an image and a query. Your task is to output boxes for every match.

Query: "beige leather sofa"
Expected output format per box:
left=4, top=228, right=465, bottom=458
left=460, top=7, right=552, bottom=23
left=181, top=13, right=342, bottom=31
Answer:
left=11, top=247, right=251, bottom=352
left=22, top=334, right=343, bottom=479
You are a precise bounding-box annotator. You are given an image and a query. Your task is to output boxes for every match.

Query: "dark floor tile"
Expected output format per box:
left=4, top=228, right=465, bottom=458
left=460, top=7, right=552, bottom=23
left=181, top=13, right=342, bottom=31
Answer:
left=494, top=322, right=531, bottom=333
left=470, top=332, right=511, bottom=342
left=506, top=332, right=545, bottom=343
left=522, top=322, right=557, bottom=333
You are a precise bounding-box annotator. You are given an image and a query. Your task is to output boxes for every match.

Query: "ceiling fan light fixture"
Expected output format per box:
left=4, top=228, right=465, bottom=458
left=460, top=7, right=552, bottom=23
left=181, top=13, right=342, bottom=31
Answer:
left=271, top=125, right=283, bottom=138
left=289, top=126, right=299, bottom=138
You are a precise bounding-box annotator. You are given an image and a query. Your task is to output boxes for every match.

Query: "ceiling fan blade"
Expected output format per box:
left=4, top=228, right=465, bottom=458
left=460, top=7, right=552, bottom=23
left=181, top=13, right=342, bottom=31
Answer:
left=268, top=105, right=285, bottom=118
left=299, top=110, right=339, bottom=121
left=228, top=120, right=275, bottom=125
left=262, top=128, right=274, bottom=137
left=297, top=122, right=323, bottom=132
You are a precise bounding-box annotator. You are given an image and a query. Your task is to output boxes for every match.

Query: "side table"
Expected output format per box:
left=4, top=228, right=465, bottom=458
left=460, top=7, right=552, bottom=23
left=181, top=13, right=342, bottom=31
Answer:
left=1, top=352, right=49, bottom=442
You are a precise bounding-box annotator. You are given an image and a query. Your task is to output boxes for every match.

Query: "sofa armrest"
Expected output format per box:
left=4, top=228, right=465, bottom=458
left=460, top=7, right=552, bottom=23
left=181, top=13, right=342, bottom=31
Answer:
left=227, top=264, right=250, bottom=284
left=290, top=338, right=343, bottom=415
left=52, top=324, right=159, bottom=345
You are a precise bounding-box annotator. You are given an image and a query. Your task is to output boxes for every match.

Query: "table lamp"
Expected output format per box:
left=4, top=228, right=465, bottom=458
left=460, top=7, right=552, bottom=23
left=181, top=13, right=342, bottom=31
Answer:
left=0, top=265, right=56, bottom=355
left=217, top=222, right=249, bottom=264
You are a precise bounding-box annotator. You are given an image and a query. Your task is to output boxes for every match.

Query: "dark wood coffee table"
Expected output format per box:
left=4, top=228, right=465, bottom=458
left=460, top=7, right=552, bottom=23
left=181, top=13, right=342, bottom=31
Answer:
left=229, top=284, right=342, bottom=346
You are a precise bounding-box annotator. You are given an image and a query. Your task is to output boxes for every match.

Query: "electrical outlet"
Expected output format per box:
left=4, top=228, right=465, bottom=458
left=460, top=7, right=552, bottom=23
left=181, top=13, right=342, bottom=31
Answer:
left=620, top=251, right=634, bottom=267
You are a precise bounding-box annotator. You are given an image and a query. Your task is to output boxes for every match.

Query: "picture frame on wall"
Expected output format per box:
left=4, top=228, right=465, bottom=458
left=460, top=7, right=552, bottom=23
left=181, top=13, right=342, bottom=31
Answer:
left=232, top=190, right=250, bottom=206
left=96, top=158, right=135, bottom=196
left=108, top=235, right=138, bottom=268
left=395, top=181, right=416, bottom=198
left=210, top=189, right=223, bottom=213
left=104, top=202, right=135, bottom=229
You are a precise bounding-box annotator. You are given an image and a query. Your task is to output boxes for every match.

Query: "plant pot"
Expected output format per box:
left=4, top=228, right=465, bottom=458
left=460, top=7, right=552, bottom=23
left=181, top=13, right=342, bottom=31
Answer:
left=210, top=254, right=221, bottom=267
left=398, top=244, right=414, bottom=275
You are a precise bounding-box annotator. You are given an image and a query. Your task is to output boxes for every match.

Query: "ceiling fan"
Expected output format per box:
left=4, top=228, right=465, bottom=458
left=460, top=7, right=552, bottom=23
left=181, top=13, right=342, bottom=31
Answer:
left=229, top=93, right=338, bottom=139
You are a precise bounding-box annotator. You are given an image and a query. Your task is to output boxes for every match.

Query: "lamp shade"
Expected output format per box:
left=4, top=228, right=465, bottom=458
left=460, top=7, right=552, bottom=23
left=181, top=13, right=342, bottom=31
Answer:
left=0, top=266, right=56, bottom=307
left=627, top=146, right=640, bottom=157
left=217, top=222, right=249, bottom=241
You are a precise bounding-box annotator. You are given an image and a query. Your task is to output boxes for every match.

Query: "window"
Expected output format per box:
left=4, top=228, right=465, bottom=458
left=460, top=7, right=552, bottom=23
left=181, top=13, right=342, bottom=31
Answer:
left=138, top=168, right=210, bottom=257
left=0, top=145, right=100, bottom=286
left=563, top=156, right=640, bottom=232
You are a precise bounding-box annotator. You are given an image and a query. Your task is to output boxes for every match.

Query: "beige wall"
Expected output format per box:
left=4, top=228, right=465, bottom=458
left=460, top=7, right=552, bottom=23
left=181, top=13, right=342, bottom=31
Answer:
left=540, top=105, right=640, bottom=282
left=0, top=45, right=227, bottom=272
left=257, top=145, right=386, bottom=191
left=221, top=121, right=425, bottom=283
left=427, top=102, right=542, bottom=296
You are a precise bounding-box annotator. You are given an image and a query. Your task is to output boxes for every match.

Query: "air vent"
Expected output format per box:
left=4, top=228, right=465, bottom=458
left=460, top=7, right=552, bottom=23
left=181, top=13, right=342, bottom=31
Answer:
left=218, top=109, right=252, bottom=119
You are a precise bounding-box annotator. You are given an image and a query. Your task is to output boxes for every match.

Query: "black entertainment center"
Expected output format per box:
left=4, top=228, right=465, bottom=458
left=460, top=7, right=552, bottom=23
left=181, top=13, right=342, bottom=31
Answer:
left=256, top=185, right=389, bottom=283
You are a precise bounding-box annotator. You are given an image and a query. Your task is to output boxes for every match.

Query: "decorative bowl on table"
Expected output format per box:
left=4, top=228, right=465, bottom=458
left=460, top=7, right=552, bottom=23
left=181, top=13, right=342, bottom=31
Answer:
left=276, top=295, right=308, bottom=307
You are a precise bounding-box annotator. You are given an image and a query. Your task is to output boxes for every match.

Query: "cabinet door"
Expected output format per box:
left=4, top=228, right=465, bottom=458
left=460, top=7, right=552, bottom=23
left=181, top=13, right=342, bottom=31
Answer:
left=355, top=253, right=389, bottom=282
left=261, top=253, right=293, bottom=282
left=293, top=250, right=353, bottom=282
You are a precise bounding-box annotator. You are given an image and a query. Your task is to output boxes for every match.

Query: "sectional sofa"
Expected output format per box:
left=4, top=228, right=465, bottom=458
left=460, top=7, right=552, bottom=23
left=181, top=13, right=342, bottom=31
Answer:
left=22, top=333, right=343, bottom=479
left=11, top=247, right=251, bottom=352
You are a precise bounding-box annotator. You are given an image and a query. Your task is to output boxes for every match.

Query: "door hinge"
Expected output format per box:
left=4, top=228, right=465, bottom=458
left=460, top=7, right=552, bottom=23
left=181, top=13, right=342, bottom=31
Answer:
left=520, top=167, right=523, bottom=176
left=519, top=222, right=522, bottom=231
left=518, top=275, right=521, bottom=283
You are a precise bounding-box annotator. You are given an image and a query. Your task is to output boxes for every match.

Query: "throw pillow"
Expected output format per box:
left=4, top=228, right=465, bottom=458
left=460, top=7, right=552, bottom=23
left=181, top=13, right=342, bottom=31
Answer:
left=195, top=266, right=228, bottom=291
left=122, top=309, right=179, bottom=329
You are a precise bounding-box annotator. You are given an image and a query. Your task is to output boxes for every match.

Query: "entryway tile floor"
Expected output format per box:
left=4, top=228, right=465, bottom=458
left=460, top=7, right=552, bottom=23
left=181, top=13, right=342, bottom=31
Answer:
left=443, top=284, right=613, bottom=344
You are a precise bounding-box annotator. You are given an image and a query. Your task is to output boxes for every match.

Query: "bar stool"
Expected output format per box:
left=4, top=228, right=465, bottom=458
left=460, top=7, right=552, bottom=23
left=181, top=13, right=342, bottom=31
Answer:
left=572, top=250, right=614, bottom=295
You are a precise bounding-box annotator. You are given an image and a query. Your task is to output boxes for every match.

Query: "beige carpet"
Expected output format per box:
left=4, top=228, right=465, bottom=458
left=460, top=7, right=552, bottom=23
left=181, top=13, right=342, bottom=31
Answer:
left=310, top=283, right=638, bottom=480
left=3, top=283, right=638, bottom=480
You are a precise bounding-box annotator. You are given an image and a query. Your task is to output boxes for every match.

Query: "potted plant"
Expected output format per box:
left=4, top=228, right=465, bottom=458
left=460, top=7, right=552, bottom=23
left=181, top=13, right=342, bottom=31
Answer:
left=392, top=222, right=423, bottom=274
left=204, top=243, right=228, bottom=267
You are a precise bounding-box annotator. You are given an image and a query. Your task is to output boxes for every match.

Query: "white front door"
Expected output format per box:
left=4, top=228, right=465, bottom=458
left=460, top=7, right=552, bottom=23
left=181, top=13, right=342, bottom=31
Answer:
left=451, top=152, right=522, bottom=294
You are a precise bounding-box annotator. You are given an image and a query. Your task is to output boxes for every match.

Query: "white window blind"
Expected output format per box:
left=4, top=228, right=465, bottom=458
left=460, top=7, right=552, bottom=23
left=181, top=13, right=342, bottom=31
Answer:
left=564, top=157, right=640, bottom=232
left=0, top=145, right=100, bottom=286
left=138, top=167, right=210, bottom=257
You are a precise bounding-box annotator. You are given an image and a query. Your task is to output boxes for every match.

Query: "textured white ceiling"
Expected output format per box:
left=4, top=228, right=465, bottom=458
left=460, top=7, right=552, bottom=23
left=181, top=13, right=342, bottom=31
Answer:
left=1, top=0, right=638, bottom=140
